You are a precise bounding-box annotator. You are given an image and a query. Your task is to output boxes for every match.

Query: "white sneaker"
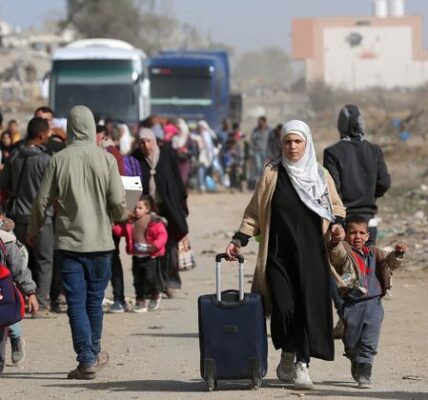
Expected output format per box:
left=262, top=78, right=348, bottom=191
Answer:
left=276, top=352, right=295, bottom=383
left=294, top=362, right=314, bottom=390
left=133, top=300, right=148, bottom=313
left=148, top=296, right=161, bottom=311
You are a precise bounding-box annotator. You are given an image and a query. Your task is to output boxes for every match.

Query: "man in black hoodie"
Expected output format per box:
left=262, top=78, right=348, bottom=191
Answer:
left=323, top=105, right=391, bottom=244
left=0, top=117, right=53, bottom=317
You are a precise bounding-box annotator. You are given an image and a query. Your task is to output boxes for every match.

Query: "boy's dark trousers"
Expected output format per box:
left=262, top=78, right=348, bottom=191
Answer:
left=132, top=256, right=162, bottom=299
left=342, top=297, right=384, bottom=365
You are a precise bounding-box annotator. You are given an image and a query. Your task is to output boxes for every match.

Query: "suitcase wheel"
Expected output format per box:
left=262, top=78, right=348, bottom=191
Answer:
left=252, top=378, right=262, bottom=390
left=206, top=379, right=217, bottom=392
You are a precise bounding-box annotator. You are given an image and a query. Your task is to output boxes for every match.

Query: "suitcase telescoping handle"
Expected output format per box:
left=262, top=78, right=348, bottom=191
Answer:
left=215, top=253, right=245, bottom=302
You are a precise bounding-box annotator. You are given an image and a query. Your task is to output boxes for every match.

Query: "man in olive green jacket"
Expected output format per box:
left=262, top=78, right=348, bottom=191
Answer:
left=28, top=105, right=127, bottom=380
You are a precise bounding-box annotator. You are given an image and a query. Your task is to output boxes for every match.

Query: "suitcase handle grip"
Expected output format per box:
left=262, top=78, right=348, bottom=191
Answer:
left=215, top=252, right=244, bottom=263
left=215, top=253, right=244, bottom=302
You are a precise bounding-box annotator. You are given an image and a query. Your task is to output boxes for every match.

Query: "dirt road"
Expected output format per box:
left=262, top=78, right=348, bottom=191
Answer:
left=1, top=192, right=427, bottom=400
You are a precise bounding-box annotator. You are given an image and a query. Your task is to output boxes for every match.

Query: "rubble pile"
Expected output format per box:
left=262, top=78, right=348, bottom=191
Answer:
left=378, top=185, right=428, bottom=272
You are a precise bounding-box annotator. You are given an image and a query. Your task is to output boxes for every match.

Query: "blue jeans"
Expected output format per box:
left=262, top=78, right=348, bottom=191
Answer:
left=57, top=250, right=112, bottom=366
left=197, top=165, right=207, bottom=190
left=8, top=322, right=22, bottom=340
left=1, top=324, right=21, bottom=374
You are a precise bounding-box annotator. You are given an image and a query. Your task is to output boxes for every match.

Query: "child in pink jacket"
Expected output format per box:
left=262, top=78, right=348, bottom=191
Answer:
left=114, top=196, right=167, bottom=312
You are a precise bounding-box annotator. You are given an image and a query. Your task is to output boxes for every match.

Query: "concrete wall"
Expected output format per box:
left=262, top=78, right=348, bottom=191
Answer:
left=323, top=25, right=428, bottom=89
left=293, top=15, right=428, bottom=90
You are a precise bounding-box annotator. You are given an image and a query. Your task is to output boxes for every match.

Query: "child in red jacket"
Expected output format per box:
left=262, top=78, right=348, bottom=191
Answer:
left=114, top=196, right=167, bottom=312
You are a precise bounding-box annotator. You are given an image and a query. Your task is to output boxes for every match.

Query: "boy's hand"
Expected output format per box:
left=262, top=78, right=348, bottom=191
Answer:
left=395, top=243, right=407, bottom=255
left=28, top=294, right=39, bottom=314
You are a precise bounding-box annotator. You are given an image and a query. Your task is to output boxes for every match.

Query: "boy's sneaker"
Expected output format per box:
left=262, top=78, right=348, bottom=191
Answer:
left=357, top=363, right=372, bottom=389
left=50, top=302, right=64, bottom=314
left=133, top=299, right=148, bottom=313
left=109, top=301, right=125, bottom=313
left=148, top=295, right=161, bottom=311
left=351, top=360, right=360, bottom=382
left=294, top=362, right=314, bottom=390
left=276, top=351, right=295, bottom=383
left=11, top=337, right=25, bottom=365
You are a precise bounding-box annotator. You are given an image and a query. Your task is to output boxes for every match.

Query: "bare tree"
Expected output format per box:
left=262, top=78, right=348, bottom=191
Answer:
left=64, top=0, right=233, bottom=55
left=65, top=0, right=141, bottom=47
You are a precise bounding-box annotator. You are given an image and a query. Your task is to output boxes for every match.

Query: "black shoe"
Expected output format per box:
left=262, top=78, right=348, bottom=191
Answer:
left=50, top=302, right=64, bottom=313
left=351, top=360, right=359, bottom=382
left=11, top=337, right=25, bottom=365
left=357, top=363, right=372, bottom=389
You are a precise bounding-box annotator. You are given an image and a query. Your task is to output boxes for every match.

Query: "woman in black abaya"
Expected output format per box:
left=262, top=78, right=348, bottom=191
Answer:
left=226, top=120, right=345, bottom=390
left=133, top=128, right=189, bottom=297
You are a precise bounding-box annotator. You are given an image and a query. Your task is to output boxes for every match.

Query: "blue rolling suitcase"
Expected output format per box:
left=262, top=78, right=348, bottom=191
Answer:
left=198, top=253, right=268, bottom=391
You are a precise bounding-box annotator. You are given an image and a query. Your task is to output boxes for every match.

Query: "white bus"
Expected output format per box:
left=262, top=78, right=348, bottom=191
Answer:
left=49, top=39, right=150, bottom=123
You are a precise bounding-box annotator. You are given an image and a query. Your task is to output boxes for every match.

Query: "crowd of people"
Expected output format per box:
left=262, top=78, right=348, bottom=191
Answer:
left=0, top=104, right=407, bottom=391
left=136, top=115, right=283, bottom=194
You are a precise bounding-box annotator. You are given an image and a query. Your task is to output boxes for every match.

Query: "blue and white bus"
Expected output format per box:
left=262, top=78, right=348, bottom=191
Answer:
left=49, top=39, right=150, bottom=123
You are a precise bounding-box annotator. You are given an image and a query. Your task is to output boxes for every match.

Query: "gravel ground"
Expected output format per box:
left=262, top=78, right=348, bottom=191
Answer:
left=1, top=192, right=427, bottom=400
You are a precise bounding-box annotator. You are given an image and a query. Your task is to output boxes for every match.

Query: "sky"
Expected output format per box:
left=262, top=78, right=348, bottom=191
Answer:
left=0, top=0, right=427, bottom=53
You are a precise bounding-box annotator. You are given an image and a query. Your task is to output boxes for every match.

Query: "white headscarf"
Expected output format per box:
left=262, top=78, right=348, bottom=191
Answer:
left=118, top=123, right=134, bottom=155
left=139, top=128, right=160, bottom=202
left=172, top=118, right=190, bottom=149
left=197, top=120, right=215, bottom=166
left=281, top=120, right=335, bottom=222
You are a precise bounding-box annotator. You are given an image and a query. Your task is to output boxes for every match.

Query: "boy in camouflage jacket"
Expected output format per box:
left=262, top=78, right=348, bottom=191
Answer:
left=328, top=214, right=406, bottom=389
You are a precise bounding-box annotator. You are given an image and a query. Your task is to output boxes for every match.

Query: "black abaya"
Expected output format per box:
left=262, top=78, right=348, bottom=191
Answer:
left=266, top=165, right=334, bottom=361
left=133, top=147, right=189, bottom=290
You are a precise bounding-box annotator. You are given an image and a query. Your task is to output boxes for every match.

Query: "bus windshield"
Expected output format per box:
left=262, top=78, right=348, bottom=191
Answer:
left=150, top=66, right=213, bottom=106
left=51, top=59, right=139, bottom=121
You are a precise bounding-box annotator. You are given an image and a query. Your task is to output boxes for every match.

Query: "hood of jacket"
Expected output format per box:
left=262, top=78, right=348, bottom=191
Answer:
left=18, top=144, right=46, bottom=157
left=337, top=104, right=365, bottom=139
left=67, top=105, right=96, bottom=145
left=149, top=212, right=168, bottom=226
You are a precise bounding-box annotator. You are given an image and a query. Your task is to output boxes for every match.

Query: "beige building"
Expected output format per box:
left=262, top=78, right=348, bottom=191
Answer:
left=292, top=1, right=428, bottom=90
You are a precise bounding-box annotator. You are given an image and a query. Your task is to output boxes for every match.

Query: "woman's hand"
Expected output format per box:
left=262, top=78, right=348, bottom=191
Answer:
left=330, top=223, right=345, bottom=244
left=225, top=242, right=240, bottom=261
